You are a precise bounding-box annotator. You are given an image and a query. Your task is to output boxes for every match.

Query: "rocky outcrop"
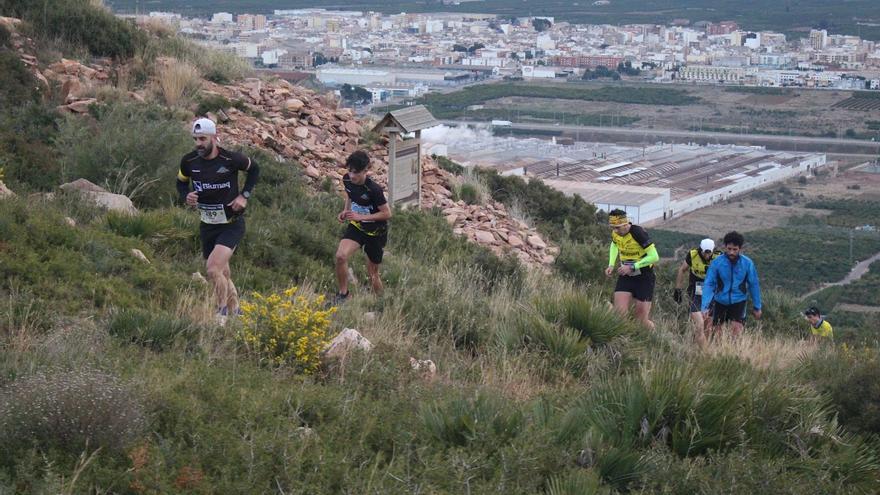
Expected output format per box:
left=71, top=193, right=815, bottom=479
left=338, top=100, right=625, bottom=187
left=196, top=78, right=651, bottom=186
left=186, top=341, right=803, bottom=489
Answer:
left=324, top=328, right=372, bottom=360
left=59, top=179, right=137, bottom=215
left=130, top=248, right=151, bottom=264
left=0, top=181, right=15, bottom=199
left=409, top=357, right=437, bottom=380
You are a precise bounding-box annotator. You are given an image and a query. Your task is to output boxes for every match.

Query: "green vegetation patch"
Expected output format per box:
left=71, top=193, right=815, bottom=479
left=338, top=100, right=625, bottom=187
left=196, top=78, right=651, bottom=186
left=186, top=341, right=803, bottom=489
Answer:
left=2, top=0, right=144, bottom=58
left=724, top=87, right=794, bottom=95
left=802, top=199, right=880, bottom=228
left=458, top=107, right=640, bottom=126
left=417, top=83, right=700, bottom=120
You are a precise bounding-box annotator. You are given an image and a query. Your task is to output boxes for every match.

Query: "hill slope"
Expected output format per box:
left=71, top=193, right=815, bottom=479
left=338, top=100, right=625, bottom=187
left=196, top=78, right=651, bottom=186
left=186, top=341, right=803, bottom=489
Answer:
left=0, top=4, right=879, bottom=493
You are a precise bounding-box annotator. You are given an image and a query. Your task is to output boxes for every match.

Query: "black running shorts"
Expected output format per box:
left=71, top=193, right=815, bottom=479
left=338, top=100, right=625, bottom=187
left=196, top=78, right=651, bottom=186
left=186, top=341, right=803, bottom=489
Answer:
left=712, top=300, right=748, bottom=325
left=343, top=223, right=387, bottom=264
left=614, top=268, right=655, bottom=302
left=200, top=218, right=245, bottom=259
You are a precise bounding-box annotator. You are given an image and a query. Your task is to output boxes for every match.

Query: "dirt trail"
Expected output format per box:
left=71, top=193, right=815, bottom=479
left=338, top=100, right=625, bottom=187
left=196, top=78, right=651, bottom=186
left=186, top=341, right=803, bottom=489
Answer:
left=801, top=251, right=880, bottom=300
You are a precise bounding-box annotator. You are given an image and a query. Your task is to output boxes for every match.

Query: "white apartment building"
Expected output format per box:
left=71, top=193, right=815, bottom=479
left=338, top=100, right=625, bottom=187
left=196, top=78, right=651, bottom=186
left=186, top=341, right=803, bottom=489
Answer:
left=678, top=65, right=753, bottom=83
left=522, top=66, right=558, bottom=79
left=210, top=12, right=233, bottom=24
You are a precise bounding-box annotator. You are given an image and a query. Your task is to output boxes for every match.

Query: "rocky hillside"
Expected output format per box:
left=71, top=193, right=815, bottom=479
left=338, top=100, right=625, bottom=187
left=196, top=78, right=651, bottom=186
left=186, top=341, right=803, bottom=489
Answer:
left=1, top=14, right=556, bottom=267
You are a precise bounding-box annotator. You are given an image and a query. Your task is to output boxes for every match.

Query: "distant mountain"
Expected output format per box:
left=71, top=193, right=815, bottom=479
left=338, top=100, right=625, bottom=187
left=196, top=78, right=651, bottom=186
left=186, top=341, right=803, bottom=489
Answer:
left=108, top=0, right=880, bottom=40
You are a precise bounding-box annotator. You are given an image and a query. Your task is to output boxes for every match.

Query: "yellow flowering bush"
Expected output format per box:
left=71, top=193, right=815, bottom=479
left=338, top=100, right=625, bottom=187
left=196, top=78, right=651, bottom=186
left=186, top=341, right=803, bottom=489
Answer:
left=238, top=287, right=336, bottom=373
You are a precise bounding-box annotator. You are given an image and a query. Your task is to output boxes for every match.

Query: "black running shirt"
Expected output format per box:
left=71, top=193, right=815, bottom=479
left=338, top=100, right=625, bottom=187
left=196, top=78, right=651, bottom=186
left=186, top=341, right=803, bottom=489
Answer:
left=343, top=174, right=387, bottom=233
left=178, top=148, right=251, bottom=224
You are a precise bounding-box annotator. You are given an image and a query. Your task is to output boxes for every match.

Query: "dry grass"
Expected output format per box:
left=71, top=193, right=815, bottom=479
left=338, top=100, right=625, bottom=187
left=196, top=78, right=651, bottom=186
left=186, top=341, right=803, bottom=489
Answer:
left=139, top=17, right=177, bottom=38
left=452, top=168, right=490, bottom=205
left=93, top=85, right=129, bottom=104
left=155, top=58, right=200, bottom=107
left=506, top=196, right=536, bottom=230
left=476, top=351, right=567, bottom=401
left=703, top=330, right=815, bottom=370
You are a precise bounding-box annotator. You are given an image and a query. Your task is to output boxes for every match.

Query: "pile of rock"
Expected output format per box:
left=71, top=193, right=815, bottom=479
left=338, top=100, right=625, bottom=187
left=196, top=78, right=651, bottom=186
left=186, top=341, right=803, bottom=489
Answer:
left=439, top=199, right=558, bottom=265
left=1, top=16, right=51, bottom=94
left=45, top=58, right=113, bottom=110
left=200, top=78, right=385, bottom=185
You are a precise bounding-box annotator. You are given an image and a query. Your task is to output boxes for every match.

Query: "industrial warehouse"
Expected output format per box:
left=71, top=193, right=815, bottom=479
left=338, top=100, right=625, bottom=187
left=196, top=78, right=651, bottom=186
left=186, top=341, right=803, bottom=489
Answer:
left=433, top=130, right=827, bottom=225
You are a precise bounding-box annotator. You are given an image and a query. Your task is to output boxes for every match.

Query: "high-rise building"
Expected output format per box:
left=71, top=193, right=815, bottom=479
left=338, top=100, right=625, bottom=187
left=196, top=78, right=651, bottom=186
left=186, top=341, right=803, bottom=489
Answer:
left=254, top=15, right=267, bottom=30
left=237, top=14, right=255, bottom=30
left=810, top=29, right=827, bottom=50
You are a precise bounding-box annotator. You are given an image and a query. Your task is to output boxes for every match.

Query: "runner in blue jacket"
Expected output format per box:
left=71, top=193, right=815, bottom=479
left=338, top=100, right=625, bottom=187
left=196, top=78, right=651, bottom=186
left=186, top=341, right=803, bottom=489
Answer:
left=701, top=231, right=762, bottom=338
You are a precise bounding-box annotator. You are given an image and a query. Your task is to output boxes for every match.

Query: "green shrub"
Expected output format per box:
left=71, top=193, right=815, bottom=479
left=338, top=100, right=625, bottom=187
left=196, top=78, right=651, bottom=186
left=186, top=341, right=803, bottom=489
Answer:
left=141, top=35, right=250, bottom=84
left=538, top=292, right=633, bottom=345
left=802, top=346, right=880, bottom=436
left=514, top=311, right=589, bottom=372
left=0, top=23, right=10, bottom=48
left=421, top=390, right=524, bottom=448
left=456, top=182, right=481, bottom=204
left=0, top=50, right=39, bottom=108
left=200, top=48, right=251, bottom=84
left=546, top=470, right=610, bottom=495
left=553, top=240, right=608, bottom=284
left=558, top=356, right=849, bottom=489
left=390, top=208, right=524, bottom=292
left=0, top=197, right=187, bottom=315
left=392, top=268, right=493, bottom=349
left=104, top=209, right=195, bottom=255
left=0, top=103, right=60, bottom=191
left=108, top=308, right=199, bottom=351
left=0, top=368, right=146, bottom=460
left=475, top=167, right=605, bottom=244
left=54, top=101, right=192, bottom=208
left=195, top=93, right=247, bottom=117
left=757, top=289, right=806, bottom=338
left=433, top=154, right=464, bottom=175
left=0, top=288, right=53, bottom=337
left=4, top=0, right=144, bottom=59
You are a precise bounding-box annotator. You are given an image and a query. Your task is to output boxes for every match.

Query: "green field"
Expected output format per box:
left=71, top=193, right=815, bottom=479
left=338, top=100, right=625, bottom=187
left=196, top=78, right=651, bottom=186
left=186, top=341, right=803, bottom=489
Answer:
left=655, top=198, right=880, bottom=296
left=375, top=83, right=697, bottom=121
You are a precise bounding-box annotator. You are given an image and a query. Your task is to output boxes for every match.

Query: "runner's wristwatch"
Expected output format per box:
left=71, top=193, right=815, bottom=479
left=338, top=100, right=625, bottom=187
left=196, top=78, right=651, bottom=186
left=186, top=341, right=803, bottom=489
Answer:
left=242, top=191, right=251, bottom=199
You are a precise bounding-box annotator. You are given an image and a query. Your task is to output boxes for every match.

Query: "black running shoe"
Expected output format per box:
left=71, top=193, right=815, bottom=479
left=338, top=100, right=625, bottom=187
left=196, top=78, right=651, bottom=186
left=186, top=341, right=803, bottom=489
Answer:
left=331, top=291, right=350, bottom=306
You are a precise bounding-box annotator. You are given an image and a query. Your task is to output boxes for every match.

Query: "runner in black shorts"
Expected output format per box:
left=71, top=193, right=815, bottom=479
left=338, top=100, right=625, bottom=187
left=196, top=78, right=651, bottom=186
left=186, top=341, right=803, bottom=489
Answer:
left=673, top=238, right=721, bottom=347
left=334, top=151, right=391, bottom=303
left=701, top=231, right=763, bottom=338
left=712, top=300, right=748, bottom=326
left=176, top=117, right=259, bottom=324
left=604, top=209, right=660, bottom=330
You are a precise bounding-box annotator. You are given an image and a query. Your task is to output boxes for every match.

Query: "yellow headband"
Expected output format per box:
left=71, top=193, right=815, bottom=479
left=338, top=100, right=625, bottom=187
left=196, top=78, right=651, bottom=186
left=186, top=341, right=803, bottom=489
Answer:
left=609, top=214, right=629, bottom=227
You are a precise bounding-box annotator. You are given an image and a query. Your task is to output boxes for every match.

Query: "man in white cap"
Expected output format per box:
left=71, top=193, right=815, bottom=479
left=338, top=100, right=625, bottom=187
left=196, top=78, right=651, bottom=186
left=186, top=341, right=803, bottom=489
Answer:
left=674, top=237, right=720, bottom=347
left=176, top=117, right=260, bottom=324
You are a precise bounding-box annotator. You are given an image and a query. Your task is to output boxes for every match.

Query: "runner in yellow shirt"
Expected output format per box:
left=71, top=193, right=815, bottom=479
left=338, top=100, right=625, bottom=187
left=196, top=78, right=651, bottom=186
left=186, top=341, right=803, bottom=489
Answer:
left=604, top=209, right=660, bottom=329
left=804, top=306, right=833, bottom=343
